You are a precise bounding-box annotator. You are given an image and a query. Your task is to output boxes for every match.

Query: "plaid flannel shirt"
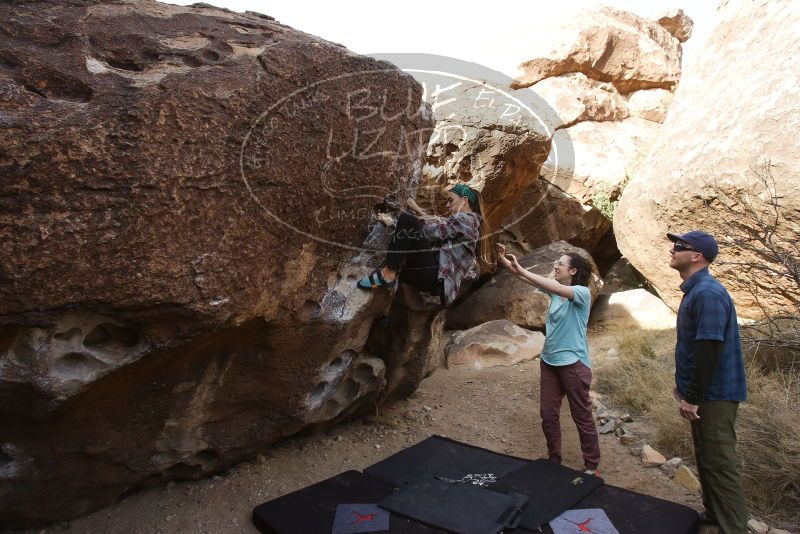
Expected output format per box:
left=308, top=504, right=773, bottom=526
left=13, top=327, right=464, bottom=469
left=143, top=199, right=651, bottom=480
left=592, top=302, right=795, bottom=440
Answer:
left=422, top=211, right=481, bottom=305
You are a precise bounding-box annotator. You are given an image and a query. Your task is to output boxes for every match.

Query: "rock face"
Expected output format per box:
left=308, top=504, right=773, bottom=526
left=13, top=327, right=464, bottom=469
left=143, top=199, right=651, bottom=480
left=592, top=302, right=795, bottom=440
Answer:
left=419, top=79, right=552, bottom=237
left=540, top=117, right=661, bottom=205
left=530, top=72, right=629, bottom=131
left=364, top=285, right=447, bottom=401
left=0, top=1, right=434, bottom=527
left=445, top=320, right=544, bottom=370
left=626, top=88, right=672, bottom=123
left=498, top=7, right=686, bottom=272
left=657, top=9, right=694, bottom=43
left=446, top=242, right=601, bottom=330
left=511, top=6, right=683, bottom=94
left=499, top=179, right=616, bottom=268
left=500, top=115, right=660, bottom=272
left=614, top=0, right=800, bottom=317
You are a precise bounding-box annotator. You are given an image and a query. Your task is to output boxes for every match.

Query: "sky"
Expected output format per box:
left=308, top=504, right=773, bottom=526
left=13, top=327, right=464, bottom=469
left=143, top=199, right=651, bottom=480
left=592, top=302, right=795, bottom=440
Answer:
left=166, top=0, right=718, bottom=76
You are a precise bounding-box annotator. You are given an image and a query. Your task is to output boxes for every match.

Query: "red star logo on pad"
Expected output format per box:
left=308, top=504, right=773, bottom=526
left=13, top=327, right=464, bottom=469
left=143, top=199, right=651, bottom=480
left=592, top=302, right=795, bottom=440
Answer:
left=350, top=511, right=377, bottom=525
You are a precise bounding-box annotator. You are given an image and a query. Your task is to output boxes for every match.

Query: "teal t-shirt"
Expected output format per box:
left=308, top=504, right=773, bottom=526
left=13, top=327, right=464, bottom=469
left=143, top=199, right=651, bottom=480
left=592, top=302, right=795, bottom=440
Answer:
left=541, top=285, right=592, bottom=368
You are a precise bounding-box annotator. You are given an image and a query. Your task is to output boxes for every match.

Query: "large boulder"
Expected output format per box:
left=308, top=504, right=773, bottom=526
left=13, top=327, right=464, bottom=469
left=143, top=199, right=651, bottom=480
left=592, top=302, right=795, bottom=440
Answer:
left=529, top=72, right=629, bottom=130
left=445, top=320, right=544, bottom=370
left=499, top=180, right=617, bottom=271
left=498, top=115, right=659, bottom=273
left=625, top=88, right=673, bottom=123
left=0, top=0, right=434, bottom=526
left=418, top=79, right=552, bottom=236
left=541, top=117, right=661, bottom=205
left=496, top=7, right=683, bottom=273
left=364, top=284, right=447, bottom=402
left=614, top=0, right=800, bottom=317
left=446, top=241, right=602, bottom=330
left=510, top=6, right=683, bottom=94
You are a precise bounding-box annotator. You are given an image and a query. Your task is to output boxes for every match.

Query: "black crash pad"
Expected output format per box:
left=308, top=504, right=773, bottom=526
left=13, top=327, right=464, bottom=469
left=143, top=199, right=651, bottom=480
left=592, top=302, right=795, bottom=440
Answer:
left=253, top=434, right=698, bottom=534
left=252, top=470, right=443, bottom=534
left=552, top=483, right=699, bottom=534
left=364, top=435, right=530, bottom=488
left=380, top=479, right=528, bottom=534
left=507, top=483, right=700, bottom=534
left=489, top=459, right=603, bottom=531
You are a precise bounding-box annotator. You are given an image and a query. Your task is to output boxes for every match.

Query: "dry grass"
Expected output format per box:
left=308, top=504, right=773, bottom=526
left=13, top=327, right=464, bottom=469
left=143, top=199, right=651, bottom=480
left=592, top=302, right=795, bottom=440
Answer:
left=736, top=365, right=800, bottom=522
left=595, top=330, right=800, bottom=526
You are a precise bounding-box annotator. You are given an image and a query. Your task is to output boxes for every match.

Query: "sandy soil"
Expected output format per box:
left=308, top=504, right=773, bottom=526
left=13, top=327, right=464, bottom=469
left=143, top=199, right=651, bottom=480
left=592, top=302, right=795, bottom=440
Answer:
left=20, top=328, right=707, bottom=534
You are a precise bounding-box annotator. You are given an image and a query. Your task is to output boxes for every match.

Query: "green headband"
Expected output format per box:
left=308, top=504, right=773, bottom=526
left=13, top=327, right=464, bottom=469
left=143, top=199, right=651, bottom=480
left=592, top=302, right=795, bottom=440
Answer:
left=450, top=184, right=477, bottom=205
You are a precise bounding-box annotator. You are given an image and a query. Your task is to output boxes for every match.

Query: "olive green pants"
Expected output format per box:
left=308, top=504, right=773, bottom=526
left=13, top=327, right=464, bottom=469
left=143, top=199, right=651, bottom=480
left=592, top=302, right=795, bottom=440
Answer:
left=692, top=400, right=748, bottom=534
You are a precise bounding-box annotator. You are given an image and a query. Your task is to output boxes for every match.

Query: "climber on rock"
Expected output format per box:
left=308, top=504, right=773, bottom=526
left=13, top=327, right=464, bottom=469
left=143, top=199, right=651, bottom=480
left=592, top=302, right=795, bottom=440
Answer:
left=357, top=184, right=492, bottom=306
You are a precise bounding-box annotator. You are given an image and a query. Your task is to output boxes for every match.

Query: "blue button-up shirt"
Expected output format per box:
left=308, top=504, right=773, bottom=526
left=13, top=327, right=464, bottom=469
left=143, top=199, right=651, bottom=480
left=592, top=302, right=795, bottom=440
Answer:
left=675, top=268, right=746, bottom=402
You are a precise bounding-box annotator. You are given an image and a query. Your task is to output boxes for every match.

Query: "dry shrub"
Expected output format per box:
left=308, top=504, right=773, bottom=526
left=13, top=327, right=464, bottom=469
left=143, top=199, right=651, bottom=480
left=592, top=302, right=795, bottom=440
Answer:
left=596, top=330, right=800, bottom=525
left=736, top=363, right=800, bottom=523
left=742, top=319, right=800, bottom=372
left=594, top=330, right=674, bottom=414
left=595, top=331, right=694, bottom=458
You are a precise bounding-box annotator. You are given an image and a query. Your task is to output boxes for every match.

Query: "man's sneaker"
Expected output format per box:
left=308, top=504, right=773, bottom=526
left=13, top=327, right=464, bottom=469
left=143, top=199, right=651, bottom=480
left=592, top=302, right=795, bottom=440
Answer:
left=584, top=468, right=600, bottom=477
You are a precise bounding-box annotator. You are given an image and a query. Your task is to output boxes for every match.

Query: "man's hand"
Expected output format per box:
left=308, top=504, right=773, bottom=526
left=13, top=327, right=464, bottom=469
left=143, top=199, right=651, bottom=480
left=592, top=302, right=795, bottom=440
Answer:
left=679, top=400, right=700, bottom=421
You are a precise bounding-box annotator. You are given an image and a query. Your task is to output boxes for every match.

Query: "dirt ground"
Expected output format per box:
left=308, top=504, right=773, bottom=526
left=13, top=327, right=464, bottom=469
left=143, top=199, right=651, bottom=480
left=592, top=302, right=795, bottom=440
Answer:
left=21, top=328, right=707, bottom=534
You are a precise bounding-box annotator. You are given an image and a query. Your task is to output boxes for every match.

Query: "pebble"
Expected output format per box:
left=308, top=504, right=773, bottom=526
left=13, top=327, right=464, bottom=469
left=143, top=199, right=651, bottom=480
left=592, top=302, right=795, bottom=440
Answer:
left=641, top=445, right=667, bottom=467
left=674, top=465, right=701, bottom=492
left=747, top=518, right=769, bottom=534
left=660, top=457, right=683, bottom=478
left=599, top=421, right=616, bottom=434
left=619, top=431, right=637, bottom=446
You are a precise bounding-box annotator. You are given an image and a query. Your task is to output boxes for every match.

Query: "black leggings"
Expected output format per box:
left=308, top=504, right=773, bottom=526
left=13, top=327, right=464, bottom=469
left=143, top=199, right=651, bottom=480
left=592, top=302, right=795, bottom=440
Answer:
left=386, top=212, right=441, bottom=294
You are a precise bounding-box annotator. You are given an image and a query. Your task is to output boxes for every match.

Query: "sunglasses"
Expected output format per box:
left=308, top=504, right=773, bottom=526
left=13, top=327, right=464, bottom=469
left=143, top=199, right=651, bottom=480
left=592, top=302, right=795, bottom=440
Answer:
left=672, top=242, right=697, bottom=253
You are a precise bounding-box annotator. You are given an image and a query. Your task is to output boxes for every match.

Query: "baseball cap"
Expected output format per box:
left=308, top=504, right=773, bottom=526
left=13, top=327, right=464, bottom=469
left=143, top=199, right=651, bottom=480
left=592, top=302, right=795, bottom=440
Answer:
left=667, top=230, right=719, bottom=263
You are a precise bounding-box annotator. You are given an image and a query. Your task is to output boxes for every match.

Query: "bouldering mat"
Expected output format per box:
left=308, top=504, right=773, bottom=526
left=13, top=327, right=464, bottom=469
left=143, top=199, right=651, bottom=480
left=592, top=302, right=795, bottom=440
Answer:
left=489, top=459, right=603, bottom=531
left=252, top=470, right=443, bottom=534
left=364, top=435, right=530, bottom=488
left=379, top=479, right=527, bottom=534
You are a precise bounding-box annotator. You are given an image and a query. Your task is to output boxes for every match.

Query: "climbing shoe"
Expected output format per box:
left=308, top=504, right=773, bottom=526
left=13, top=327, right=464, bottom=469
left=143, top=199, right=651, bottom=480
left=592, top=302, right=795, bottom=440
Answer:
left=357, top=269, right=397, bottom=290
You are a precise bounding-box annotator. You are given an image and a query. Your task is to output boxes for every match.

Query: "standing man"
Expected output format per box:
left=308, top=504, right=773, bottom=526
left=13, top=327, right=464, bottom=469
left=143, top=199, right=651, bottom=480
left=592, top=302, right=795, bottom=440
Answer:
left=668, top=230, right=748, bottom=534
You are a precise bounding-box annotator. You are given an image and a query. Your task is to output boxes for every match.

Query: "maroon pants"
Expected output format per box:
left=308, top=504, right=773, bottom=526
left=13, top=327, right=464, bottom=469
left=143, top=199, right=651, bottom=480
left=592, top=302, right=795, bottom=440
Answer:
left=539, top=359, right=601, bottom=470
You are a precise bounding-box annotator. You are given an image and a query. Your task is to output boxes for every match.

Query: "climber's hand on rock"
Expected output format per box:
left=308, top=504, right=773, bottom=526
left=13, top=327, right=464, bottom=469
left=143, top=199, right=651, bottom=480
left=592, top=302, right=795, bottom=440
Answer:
left=376, top=213, right=395, bottom=227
